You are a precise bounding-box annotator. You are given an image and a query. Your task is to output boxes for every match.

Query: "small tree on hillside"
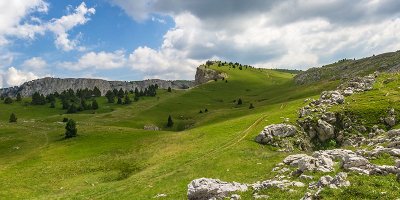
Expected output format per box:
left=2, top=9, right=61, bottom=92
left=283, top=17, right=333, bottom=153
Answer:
left=4, top=97, right=13, bottom=104
left=117, top=97, right=123, bottom=104
left=237, top=98, right=243, bottom=105
left=65, top=119, right=77, bottom=138
left=124, top=94, right=132, bottom=104
left=166, top=115, right=174, bottom=127
left=167, top=87, right=172, bottom=92
left=93, top=86, right=101, bottom=97
left=9, top=113, right=17, bottom=123
left=67, top=104, right=77, bottom=114
left=16, top=93, right=22, bottom=101
left=105, top=90, right=115, bottom=103
left=249, top=103, right=255, bottom=109
left=92, top=99, right=99, bottom=110
left=50, top=101, right=55, bottom=108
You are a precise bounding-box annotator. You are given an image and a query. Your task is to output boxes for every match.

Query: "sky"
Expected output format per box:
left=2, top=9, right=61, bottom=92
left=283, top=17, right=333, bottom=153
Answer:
left=1, top=0, right=400, bottom=88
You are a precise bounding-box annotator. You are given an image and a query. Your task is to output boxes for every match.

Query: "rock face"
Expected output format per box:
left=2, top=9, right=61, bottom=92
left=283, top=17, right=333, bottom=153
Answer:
left=0, top=77, right=195, bottom=97
left=255, top=124, right=297, bottom=145
left=187, top=178, right=248, bottom=200
left=194, top=65, right=227, bottom=85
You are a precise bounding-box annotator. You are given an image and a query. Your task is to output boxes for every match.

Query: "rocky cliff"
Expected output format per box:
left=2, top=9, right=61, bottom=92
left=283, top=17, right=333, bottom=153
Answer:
left=194, top=65, right=227, bottom=85
left=0, top=77, right=195, bottom=97
left=0, top=65, right=228, bottom=97
left=294, top=51, right=400, bottom=84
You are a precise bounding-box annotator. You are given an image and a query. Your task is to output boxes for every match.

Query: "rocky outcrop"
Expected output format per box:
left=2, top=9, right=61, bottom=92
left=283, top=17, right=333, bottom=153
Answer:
left=187, top=178, right=248, bottom=200
left=0, top=77, right=195, bottom=97
left=255, top=124, right=297, bottom=145
left=309, top=172, right=350, bottom=189
left=194, top=65, right=227, bottom=85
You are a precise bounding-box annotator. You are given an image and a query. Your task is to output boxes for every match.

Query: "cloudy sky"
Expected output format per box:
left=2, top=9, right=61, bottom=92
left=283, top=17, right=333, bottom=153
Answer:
left=1, top=0, right=400, bottom=88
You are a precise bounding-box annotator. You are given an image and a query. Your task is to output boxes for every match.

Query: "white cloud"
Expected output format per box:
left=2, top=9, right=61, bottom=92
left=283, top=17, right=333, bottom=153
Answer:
left=4, top=67, right=39, bottom=87
left=47, top=2, right=95, bottom=51
left=0, top=1, right=95, bottom=51
left=112, top=0, right=400, bottom=75
left=22, top=57, right=47, bottom=70
left=60, top=50, right=127, bottom=70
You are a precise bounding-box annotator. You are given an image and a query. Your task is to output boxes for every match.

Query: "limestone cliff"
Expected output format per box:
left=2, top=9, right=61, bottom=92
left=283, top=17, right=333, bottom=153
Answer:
left=194, top=65, right=227, bottom=85
left=0, top=77, right=195, bottom=97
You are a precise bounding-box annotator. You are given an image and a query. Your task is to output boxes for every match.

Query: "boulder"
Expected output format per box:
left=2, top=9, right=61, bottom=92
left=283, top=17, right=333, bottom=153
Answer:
left=252, top=179, right=305, bottom=191
left=315, top=120, right=335, bottom=142
left=255, top=124, right=297, bottom=145
left=388, top=129, right=400, bottom=138
left=310, top=172, right=350, bottom=189
left=384, top=116, right=396, bottom=127
left=187, top=178, right=248, bottom=200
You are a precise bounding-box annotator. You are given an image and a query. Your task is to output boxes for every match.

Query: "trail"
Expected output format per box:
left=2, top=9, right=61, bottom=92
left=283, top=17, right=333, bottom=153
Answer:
left=94, top=114, right=268, bottom=198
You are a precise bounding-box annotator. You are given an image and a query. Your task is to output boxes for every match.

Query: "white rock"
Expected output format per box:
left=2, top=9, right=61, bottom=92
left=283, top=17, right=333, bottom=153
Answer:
left=187, top=178, right=248, bottom=200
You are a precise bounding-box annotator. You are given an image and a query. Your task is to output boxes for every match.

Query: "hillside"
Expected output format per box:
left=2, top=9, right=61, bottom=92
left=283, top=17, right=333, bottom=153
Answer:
left=0, top=59, right=400, bottom=199
left=294, top=50, right=400, bottom=84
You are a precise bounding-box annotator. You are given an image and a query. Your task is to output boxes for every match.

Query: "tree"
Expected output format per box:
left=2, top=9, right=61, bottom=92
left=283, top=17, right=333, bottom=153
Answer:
left=166, top=115, right=174, bottom=127
left=205, top=108, right=208, bottom=112
left=237, top=98, right=243, bottom=105
left=65, top=119, right=77, bottom=138
left=31, top=92, right=46, bottom=105
left=117, top=97, right=123, bottom=104
left=93, top=86, right=101, bottom=97
left=249, top=103, right=255, bottom=109
left=62, top=117, right=69, bottom=122
left=118, top=88, right=125, bottom=98
left=9, top=113, right=17, bottom=123
left=167, top=87, right=172, bottom=92
left=92, top=99, right=99, bottom=110
left=199, top=110, right=203, bottom=113
left=50, top=101, right=55, bottom=108
left=105, top=90, right=115, bottom=103
left=124, top=94, right=132, bottom=104
left=4, top=97, right=13, bottom=104
left=16, top=93, right=22, bottom=101
left=67, top=104, right=77, bottom=114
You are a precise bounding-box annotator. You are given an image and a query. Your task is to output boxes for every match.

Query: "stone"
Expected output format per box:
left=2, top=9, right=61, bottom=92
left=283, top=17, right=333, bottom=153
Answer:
left=315, top=119, right=335, bottom=142
left=230, top=194, right=241, bottom=200
left=187, top=178, right=248, bottom=200
left=388, top=129, right=400, bottom=138
left=194, top=65, right=227, bottom=85
left=255, top=124, right=297, bottom=145
left=253, top=194, right=269, bottom=199
left=283, top=153, right=334, bottom=173
left=252, top=180, right=305, bottom=191
left=144, top=124, right=160, bottom=131
left=153, top=194, right=167, bottom=198
left=311, top=173, right=350, bottom=189
left=384, top=116, right=396, bottom=127
left=299, top=175, right=314, bottom=180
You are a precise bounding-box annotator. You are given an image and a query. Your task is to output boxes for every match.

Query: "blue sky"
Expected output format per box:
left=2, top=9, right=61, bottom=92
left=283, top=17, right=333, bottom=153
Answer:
left=1, top=0, right=400, bottom=88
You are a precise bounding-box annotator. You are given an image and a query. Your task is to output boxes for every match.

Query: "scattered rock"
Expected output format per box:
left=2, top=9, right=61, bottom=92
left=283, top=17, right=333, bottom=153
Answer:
left=252, top=179, right=305, bottom=190
left=187, top=178, right=248, bottom=200
left=255, top=124, right=297, bottom=145
left=153, top=193, right=167, bottom=198
left=310, top=172, right=350, bottom=189
left=230, top=194, right=241, bottom=200
left=144, top=124, right=160, bottom=131
left=315, top=120, right=335, bottom=142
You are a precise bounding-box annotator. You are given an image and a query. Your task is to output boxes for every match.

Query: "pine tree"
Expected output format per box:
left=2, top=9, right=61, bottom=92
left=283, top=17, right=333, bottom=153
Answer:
left=105, top=90, right=115, bottom=103
left=92, top=99, right=99, bottom=110
left=50, top=101, right=55, bottom=108
left=237, top=98, right=243, bottom=105
left=249, top=103, right=255, bottom=109
left=67, top=104, right=77, bottom=114
left=167, top=87, right=172, bottom=92
left=9, top=113, right=17, bottom=123
left=124, top=94, right=132, bottom=104
left=16, top=93, right=22, bottom=101
left=118, top=88, right=125, bottom=98
left=93, top=86, right=101, bottom=97
left=4, top=97, right=13, bottom=104
left=117, top=97, right=123, bottom=104
left=166, top=115, right=174, bottom=127
left=65, top=119, right=77, bottom=138
left=205, top=108, right=208, bottom=112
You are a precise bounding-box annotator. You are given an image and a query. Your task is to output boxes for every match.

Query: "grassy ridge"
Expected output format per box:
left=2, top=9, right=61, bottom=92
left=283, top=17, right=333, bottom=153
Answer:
left=0, top=64, right=341, bottom=199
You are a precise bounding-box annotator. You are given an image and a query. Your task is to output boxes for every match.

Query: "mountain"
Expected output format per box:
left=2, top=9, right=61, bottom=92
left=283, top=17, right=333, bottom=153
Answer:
left=294, top=50, right=400, bottom=84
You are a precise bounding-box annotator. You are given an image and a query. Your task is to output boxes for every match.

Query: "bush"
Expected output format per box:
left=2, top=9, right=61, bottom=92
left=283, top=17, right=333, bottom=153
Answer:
left=50, top=101, right=55, bottom=108
left=4, top=97, right=13, bottom=104
left=62, top=117, right=69, bottom=122
left=67, top=104, right=77, bottom=114
left=92, top=99, right=99, bottom=110
left=9, top=113, right=17, bottom=123
left=237, top=98, right=243, bottom=105
left=166, top=115, right=174, bottom=127
left=16, top=93, right=22, bottom=101
left=65, top=119, right=77, bottom=138
left=249, top=103, right=255, bottom=109
left=167, top=87, right=172, bottom=92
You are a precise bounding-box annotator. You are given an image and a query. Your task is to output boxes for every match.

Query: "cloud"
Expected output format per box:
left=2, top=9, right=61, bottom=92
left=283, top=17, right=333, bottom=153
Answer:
left=3, top=67, right=39, bottom=87
left=0, top=1, right=95, bottom=51
left=22, top=57, right=47, bottom=70
left=47, top=2, right=95, bottom=51
left=59, top=50, right=127, bottom=70
left=111, top=0, right=400, bottom=75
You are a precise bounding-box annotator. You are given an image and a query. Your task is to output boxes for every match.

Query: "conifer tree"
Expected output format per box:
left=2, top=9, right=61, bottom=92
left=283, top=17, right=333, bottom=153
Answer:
left=65, top=119, right=77, bottom=138
left=92, top=99, right=99, bottom=110
left=16, top=93, right=22, bottom=101
left=9, top=113, right=17, bottom=123
left=166, top=115, right=174, bottom=127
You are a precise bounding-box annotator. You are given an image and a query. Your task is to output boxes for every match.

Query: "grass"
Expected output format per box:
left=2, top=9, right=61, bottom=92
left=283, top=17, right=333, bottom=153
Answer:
left=0, top=63, right=398, bottom=199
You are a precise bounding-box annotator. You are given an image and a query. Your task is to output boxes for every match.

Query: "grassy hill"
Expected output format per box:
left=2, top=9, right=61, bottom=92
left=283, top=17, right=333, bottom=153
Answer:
left=1, top=61, right=399, bottom=199
left=294, top=50, right=400, bottom=84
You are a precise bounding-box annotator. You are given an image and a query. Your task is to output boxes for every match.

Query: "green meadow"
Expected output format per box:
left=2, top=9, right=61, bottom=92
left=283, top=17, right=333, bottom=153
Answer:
left=1, top=64, right=398, bottom=199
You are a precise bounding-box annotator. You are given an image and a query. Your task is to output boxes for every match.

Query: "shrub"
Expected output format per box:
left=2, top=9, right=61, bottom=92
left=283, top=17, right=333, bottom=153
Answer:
left=9, top=113, right=17, bottom=123
left=249, top=103, right=255, bottom=109
left=92, top=99, right=99, bottom=110
left=167, top=87, right=172, bottom=92
left=237, top=98, right=243, bottom=105
left=62, top=117, right=69, bottom=122
left=4, top=97, right=13, bottom=104
left=65, top=119, right=77, bottom=138
left=166, top=115, right=174, bottom=127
